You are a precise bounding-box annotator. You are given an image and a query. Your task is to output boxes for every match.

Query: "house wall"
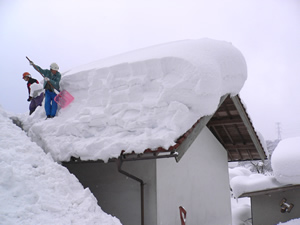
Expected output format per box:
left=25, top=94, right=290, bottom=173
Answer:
left=63, top=159, right=158, bottom=225
left=251, top=189, right=300, bottom=225
left=156, top=126, right=232, bottom=225
left=64, top=127, right=232, bottom=225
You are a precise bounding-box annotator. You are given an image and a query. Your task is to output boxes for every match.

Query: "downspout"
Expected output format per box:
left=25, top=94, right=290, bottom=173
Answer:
left=117, top=157, right=145, bottom=225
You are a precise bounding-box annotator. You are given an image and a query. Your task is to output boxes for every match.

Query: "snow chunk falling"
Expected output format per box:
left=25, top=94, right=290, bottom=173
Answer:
left=22, top=38, right=247, bottom=162
left=272, top=137, right=300, bottom=184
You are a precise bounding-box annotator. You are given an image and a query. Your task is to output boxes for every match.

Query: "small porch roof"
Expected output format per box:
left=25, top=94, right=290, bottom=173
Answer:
left=174, top=94, right=267, bottom=162
left=239, top=184, right=300, bottom=198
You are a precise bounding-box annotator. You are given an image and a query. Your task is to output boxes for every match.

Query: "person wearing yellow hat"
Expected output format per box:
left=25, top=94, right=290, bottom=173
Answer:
left=22, top=72, right=44, bottom=115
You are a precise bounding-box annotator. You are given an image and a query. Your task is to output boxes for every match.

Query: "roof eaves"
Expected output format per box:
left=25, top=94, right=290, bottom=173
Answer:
left=175, top=94, right=229, bottom=162
left=239, top=184, right=300, bottom=198
left=231, top=95, right=266, bottom=162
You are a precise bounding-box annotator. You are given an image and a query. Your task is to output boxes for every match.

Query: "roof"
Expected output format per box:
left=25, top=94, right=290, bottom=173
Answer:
left=174, top=94, right=266, bottom=162
left=68, top=94, right=266, bottom=163
left=207, top=94, right=266, bottom=162
left=239, top=184, right=300, bottom=198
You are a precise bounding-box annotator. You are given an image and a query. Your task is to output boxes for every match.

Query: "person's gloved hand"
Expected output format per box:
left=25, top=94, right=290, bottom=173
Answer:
left=27, top=97, right=32, bottom=102
left=44, top=77, right=50, bottom=82
left=29, top=61, right=34, bottom=66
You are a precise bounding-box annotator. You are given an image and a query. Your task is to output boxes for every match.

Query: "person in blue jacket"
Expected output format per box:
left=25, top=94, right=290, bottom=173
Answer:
left=30, top=61, right=61, bottom=118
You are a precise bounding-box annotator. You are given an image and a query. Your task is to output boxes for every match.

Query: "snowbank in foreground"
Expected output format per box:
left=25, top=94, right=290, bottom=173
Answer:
left=278, top=218, right=300, bottom=225
left=0, top=106, right=121, bottom=225
left=231, top=197, right=251, bottom=225
left=272, top=137, right=300, bottom=184
left=22, top=38, right=248, bottom=162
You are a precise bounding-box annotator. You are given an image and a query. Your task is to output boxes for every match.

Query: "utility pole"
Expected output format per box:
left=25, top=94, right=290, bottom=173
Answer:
left=276, top=122, right=282, bottom=140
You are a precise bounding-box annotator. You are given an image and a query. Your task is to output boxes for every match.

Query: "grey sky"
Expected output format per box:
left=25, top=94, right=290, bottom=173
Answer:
left=1, top=0, right=299, bottom=140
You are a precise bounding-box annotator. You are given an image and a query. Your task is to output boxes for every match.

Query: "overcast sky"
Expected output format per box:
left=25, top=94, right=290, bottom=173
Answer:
left=1, top=0, right=299, bottom=141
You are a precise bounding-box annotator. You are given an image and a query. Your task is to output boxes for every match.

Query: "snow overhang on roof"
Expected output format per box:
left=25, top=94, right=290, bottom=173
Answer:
left=68, top=94, right=266, bottom=164
left=24, top=38, right=257, bottom=163
left=143, top=94, right=267, bottom=163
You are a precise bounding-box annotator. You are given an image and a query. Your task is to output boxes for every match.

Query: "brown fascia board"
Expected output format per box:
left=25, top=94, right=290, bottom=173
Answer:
left=239, top=184, right=300, bottom=198
left=231, top=95, right=266, bottom=162
left=175, top=94, right=229, bottom=162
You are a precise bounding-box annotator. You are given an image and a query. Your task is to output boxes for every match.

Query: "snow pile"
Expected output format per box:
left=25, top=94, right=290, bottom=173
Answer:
left=230, top=167, right=283, bottom=198
left=21, top=38, right=247, bottom=162
left=231, top=198, right=251, bottom=225
left=271, top=137, right=300, bottom=184
left=0, top=106, right=121, bottom=225
left=230, top=173, right=283, bottom=198
left=229, top=166, right=252, bottom=181
left=278, top=218, right=300, bottom=225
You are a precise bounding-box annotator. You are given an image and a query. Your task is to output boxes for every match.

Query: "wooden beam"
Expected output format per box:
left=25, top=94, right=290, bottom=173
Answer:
left=211, top=125, right=224, bottom=144
left=223, top=143, right=255, bottom=149
left=222, top=125, right=235, bottom=144
left=208, top=118, right=244, bottom=126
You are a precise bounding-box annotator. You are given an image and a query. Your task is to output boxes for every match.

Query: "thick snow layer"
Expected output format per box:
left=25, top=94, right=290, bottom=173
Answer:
left=229, top=166, right=252, bottom=181
left=0, top=107, right=121, bottom=225
left=21, top=38, right=247, bottom=162
left=230, top=173, right=283, bottom=198
left=272, top=137, right=300, bottom=184
left=229, top=167, right=283, bottom=198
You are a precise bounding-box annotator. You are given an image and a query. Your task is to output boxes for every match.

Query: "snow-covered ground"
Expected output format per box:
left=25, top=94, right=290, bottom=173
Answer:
left=2, top=106, right=300, bottom=225
left=0, top=107, right=121, bottom=225
left=231, top=197, right=252, bottom=225
left=278, top=219, right=300, bottom=225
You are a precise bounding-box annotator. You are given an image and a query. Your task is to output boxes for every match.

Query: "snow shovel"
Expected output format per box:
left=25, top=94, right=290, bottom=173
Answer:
left=26, top=56, right=74, bottom=108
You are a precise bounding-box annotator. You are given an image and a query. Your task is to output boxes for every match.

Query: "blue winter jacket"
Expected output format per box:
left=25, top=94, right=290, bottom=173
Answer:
left=34, top=64, right=61, bottom=91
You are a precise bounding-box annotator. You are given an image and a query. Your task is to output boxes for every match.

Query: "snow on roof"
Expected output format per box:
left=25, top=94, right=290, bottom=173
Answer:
left=21, top=38, right=247, bottom=162
left=230, top=169, right=283, bottom=198
left=230, top=137, right=300, bottom=198
left=272, top=137, right=300, bottom=184
left=0, top=106, right=121, bottom=225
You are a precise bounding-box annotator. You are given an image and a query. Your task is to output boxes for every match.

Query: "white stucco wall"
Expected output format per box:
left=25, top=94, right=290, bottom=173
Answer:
left=156, top=126, right=232, bottom=225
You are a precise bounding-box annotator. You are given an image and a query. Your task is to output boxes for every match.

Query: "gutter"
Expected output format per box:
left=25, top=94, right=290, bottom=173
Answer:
left=116, top=157, right=145, bottom=225
left=116, top=151, right=177, bottom=225
left=64, top=151, right=178, bottom=225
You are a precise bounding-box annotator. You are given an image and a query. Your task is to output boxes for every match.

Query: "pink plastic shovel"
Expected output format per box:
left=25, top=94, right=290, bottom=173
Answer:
left=54, top=90, right=74, bottom=108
